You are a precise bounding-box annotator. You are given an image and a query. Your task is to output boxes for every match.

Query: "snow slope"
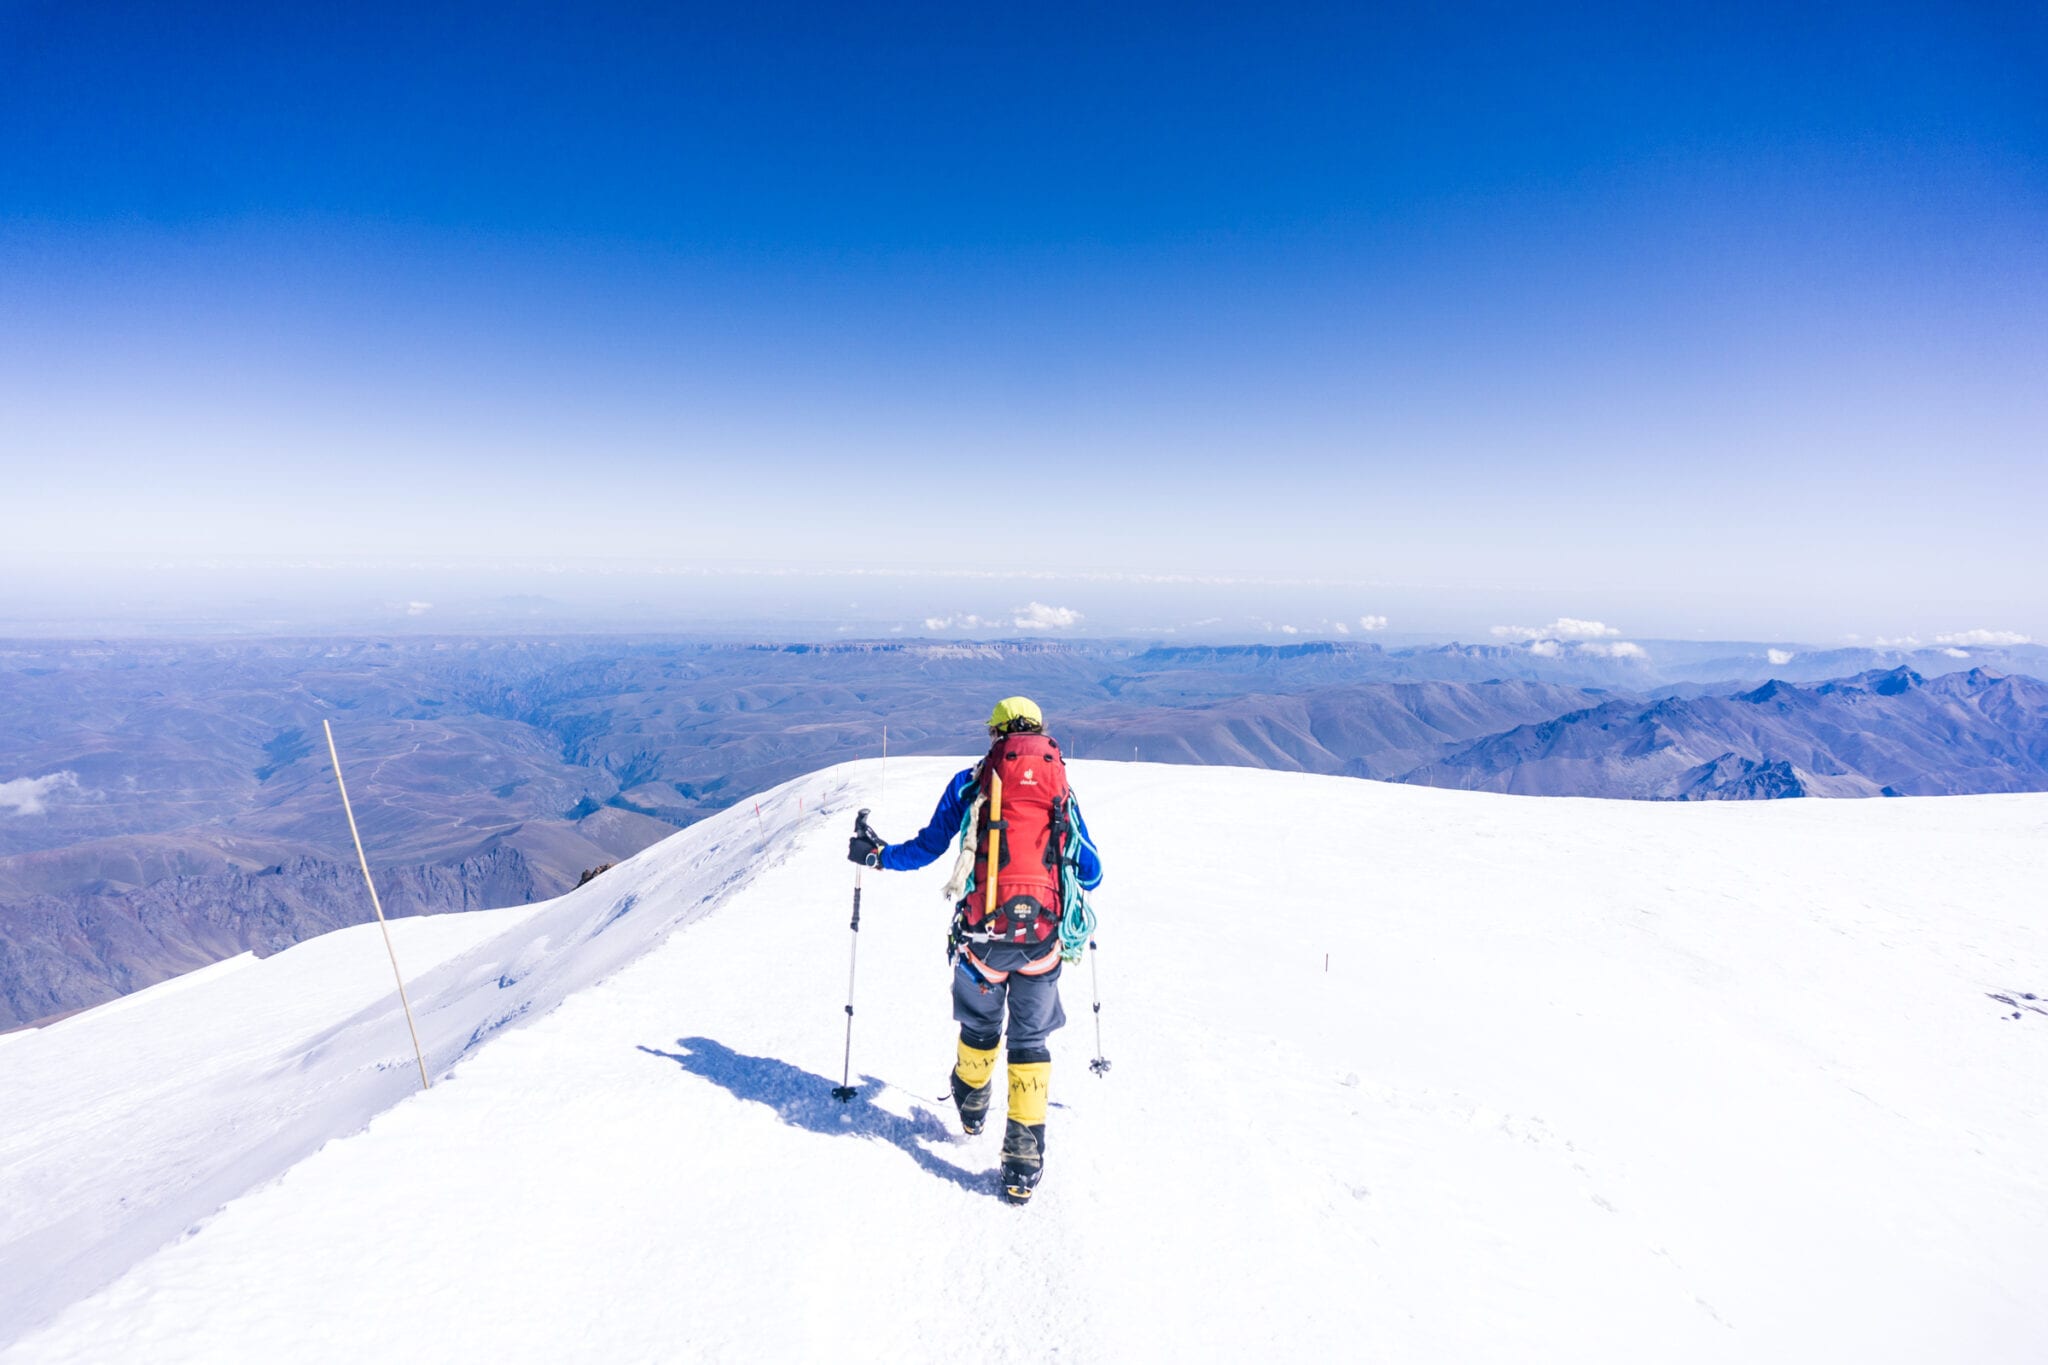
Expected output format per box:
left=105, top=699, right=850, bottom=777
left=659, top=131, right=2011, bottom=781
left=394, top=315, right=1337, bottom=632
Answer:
left=0, top=783, right=819, bottom=1343
left=4, top=761, right=2045, bottom=1362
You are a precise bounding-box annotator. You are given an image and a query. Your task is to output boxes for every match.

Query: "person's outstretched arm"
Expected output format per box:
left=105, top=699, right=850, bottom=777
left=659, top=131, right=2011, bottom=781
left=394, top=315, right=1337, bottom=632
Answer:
left=877, top=768, right=977, bottom=871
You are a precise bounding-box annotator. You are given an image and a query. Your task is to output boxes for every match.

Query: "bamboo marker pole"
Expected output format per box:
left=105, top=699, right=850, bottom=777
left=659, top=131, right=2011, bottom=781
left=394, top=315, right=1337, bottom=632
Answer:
left=323, top=720, right=431, bottom=1091
left=880, top=724, right=887, bottom=809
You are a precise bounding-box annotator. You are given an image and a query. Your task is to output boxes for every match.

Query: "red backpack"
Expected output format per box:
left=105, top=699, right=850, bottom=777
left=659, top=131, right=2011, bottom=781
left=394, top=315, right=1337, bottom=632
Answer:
left=963, top=731, right=1072, bottom=948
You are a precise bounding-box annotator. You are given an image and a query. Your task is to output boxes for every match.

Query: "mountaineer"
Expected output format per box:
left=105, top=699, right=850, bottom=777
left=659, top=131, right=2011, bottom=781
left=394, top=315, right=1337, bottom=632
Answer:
left=847, top=696, right=1102, bottom=1203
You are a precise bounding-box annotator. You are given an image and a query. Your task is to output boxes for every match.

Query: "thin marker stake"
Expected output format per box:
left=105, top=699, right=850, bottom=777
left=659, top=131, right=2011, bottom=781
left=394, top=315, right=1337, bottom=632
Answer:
left=880, top=724, right=888, bottom=810
left=324, top=720, right=431, bottom=1091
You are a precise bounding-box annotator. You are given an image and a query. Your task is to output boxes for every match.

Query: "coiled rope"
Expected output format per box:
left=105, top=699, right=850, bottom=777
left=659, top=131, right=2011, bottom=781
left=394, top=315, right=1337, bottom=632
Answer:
left=1058, top=857, right=1096, bottom=964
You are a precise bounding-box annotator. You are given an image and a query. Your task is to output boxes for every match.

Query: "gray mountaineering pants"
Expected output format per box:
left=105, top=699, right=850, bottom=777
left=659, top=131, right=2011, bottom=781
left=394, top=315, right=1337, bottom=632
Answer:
left=952, top=957, right=1066, bottom=1062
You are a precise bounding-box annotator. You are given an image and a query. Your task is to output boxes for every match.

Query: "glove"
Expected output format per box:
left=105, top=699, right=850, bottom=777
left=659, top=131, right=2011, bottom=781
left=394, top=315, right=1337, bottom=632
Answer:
left=848, top=832, right=885, bottom=867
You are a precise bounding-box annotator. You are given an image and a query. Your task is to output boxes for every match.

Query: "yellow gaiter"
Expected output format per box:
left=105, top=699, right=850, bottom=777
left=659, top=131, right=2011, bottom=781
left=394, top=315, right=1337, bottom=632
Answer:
left=955, top=1039, right=998, bottom=1090
left=1007, top=1060, right=1051, bottom=1126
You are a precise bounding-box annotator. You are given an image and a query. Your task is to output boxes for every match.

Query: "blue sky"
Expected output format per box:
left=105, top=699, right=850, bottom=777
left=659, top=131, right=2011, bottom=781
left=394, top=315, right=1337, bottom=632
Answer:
left=2, top=2, right=2043, bottom=641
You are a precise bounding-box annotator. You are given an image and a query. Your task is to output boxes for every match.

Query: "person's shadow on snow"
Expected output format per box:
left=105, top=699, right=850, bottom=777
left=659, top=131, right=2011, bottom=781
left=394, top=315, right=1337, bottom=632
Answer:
left=637, top=1037, right=998, bottom=1199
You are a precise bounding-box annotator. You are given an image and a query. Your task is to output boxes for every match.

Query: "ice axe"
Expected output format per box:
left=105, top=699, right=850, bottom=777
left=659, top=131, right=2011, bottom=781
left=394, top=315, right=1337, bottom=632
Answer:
left=831, top=808, right=880, bottom=1102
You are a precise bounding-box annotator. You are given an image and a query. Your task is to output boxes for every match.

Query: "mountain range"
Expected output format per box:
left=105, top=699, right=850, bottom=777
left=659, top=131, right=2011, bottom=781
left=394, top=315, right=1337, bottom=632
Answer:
left=4, top=637, right=2046, bottom=1027
left=1407, top=667, right=2048, bottom=799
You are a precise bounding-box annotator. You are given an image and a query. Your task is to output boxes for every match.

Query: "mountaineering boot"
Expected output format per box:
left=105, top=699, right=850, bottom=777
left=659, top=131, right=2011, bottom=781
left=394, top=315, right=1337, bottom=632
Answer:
left=1000, top=1059, right=1051, bottom=1203
left=1000, top=1120, right=1046, bottom=1203
left=952, top=1037, right=998, bottom=1136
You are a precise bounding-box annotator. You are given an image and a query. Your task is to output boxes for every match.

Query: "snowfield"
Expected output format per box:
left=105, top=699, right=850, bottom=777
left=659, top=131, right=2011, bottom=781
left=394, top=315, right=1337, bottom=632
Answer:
left=3, top=759, right=2044, bottom=1362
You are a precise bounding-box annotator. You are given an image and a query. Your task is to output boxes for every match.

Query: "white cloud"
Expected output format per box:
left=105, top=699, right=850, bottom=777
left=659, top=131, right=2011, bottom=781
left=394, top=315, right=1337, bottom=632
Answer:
left=1576, top=641, right=1647, bottom=660
left=1766, top=649, right=1795, bottom=665
left=1358, top=615, right=1388, bottom=632
left=405, top=601, right=434, bottom=616
left=1012, top=602, right=1082, bottom=631
left=0, top=772, right=81, bottom=816
left=1331, top=622, right=1350, bottom=635
left=1491, top=617, right=1620, bottom=642
left=1943, top=647, right=1971, bottom=658
left=1875, top=635, right=1921, bottom=648
left=1935, top=629, right=2030, bottom=647
left=1527, top=640, right=1563, bottom=658
left=923, top=613, right=993, bottom=631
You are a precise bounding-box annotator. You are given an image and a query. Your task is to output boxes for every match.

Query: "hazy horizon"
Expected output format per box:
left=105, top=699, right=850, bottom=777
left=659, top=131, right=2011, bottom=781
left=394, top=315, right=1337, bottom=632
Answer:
left=0, top=554, right=2038, bottom=651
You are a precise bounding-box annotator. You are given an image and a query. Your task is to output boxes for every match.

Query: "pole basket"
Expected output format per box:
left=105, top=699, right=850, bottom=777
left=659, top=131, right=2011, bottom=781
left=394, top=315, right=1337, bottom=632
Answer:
left=1087, top=937, right=1111, bottom=1076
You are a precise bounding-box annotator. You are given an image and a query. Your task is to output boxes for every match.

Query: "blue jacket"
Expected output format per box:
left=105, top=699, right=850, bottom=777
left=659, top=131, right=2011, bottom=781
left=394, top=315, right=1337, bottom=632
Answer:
left=880, top=765, right=1103, bottom=890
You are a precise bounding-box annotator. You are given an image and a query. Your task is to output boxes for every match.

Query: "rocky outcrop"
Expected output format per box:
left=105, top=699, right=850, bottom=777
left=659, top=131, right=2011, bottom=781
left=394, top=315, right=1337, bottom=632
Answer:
left=1675, top=755, right=1811, bottom=800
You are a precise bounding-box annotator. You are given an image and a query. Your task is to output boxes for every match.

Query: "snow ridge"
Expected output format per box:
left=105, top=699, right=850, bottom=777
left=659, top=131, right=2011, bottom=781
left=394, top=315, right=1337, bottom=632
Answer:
left=0, top=769, right=842, bottom=1348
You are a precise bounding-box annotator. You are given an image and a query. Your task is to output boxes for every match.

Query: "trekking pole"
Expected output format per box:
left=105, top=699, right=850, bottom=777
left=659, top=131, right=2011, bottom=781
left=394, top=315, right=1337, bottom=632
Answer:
left=1087, top=938, right=1112, bottom=1076
left=832, top=808, right=879, bottom=1102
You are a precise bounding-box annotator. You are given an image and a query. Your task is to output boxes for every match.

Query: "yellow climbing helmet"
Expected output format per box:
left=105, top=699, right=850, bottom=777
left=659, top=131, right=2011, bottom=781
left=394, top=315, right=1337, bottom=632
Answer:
left=987, top=695, right=1044, bottom=735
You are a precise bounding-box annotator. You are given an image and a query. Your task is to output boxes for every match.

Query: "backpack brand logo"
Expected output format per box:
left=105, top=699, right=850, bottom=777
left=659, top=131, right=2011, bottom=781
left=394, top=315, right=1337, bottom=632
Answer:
left=1019, top=767, right=1039, bottom=786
